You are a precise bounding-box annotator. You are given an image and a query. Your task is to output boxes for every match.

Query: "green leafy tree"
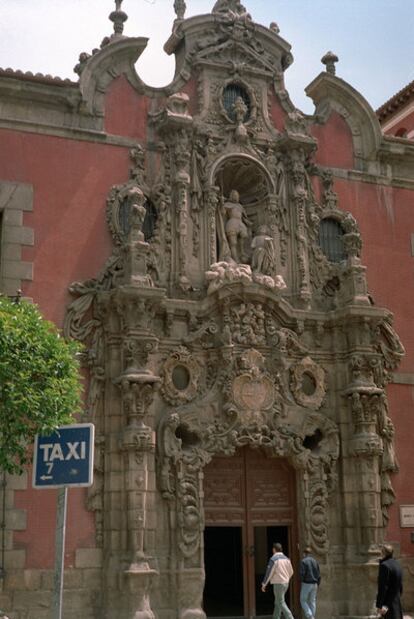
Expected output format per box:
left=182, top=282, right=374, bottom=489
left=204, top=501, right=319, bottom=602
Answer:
left=0, top=296, right=82, bottom=474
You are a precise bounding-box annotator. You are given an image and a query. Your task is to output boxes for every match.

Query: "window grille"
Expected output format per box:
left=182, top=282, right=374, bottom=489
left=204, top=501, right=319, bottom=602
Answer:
left=223, top=84, right=250, bottom=122
left=319, top=218, right=346, bottom=263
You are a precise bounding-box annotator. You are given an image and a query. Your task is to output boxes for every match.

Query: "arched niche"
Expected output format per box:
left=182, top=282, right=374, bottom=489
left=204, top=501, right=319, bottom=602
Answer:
left=209, top=154, right=276, bottom=262
left=210, top=153, right=274, bottom=207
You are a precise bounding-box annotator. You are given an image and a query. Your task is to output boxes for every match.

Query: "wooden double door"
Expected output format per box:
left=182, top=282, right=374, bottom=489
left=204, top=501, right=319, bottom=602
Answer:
left=203, top=448, right=298, bottom=618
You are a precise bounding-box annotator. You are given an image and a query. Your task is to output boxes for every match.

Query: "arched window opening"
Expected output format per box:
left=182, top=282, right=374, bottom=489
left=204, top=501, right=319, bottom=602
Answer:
left=319, top=218, right=346, bottom=263
left=223, top=83, right=251, bottom=122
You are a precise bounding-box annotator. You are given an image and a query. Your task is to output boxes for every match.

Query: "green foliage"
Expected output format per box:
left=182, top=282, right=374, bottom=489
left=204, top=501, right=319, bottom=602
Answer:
left=0, top=297, right=82, bottom=474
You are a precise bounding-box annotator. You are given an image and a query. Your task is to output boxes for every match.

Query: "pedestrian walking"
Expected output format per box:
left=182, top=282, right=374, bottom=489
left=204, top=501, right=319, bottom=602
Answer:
left=261, top=542, right=295, bottom=619
left=300, top=546, right=321, bottom=619
left=376, top=544, right=403, bottom=619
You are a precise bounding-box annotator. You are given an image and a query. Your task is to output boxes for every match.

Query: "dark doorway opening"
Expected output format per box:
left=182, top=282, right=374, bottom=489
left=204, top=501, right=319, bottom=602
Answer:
left=203, top=525, right=292, bottom=618
left=254, top=526, right=291, bottom=617
left=203, top=526, right=244, bottom=617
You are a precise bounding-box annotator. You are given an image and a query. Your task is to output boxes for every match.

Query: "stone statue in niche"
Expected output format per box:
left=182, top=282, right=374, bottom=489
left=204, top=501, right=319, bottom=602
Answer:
left=208, top=188, right=286, bottom=294
left=251, top=225, right=276, bottom=276
left=218, top=189, right=251, bottom=263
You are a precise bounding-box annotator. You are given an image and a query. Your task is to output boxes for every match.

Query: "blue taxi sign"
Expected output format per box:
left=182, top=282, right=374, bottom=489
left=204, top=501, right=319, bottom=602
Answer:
left=33, top=423, right=94, bottom=488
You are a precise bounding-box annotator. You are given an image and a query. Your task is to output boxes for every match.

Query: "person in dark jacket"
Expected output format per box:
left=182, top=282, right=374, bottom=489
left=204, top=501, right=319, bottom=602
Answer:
left=300, top=547, right=321, bottom=619
left=376, top=544, right=403, bottom=619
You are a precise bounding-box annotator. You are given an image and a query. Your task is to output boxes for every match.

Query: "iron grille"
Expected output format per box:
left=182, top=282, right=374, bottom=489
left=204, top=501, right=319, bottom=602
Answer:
left=223, top=83, right=250, bottom=122
left=319, top=218, right=346, bottom=263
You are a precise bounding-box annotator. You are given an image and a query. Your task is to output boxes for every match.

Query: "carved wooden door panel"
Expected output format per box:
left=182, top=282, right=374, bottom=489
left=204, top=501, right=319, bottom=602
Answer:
left=204, top=448, right=297, bottom=618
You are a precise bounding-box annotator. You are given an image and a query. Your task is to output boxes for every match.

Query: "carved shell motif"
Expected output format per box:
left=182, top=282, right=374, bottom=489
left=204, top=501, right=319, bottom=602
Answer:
left=160, top=347, right=203, bottom=406
left=290, top=356, right=326, bottom=410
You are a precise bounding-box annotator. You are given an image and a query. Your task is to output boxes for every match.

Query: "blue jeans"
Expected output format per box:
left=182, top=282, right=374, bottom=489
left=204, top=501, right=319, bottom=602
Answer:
left=272, top=583, right=294, bottom=619
left=300, top=582, right=318, bottom=619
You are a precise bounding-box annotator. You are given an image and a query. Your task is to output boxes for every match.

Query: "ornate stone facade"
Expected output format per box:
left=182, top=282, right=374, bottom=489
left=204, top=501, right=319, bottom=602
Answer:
left=61, top=3, right=406, bottom=618
left=1, top=1, right=413, bottom=618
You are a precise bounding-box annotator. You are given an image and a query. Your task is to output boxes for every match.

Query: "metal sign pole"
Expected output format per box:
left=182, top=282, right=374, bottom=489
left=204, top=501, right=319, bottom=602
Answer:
left=52, top=486, right=68, bottom=619
left=32, top=424, right=94, bottom=618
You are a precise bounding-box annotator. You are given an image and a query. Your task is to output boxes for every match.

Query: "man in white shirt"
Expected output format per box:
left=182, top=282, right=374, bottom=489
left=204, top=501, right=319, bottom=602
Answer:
left=261, top=542, right=294, bottom=619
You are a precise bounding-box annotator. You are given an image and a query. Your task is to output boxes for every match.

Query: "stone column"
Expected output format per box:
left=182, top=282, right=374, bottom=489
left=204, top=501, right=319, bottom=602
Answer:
left=116, top=364, right=160, bottom=619
left=343, top=357, right=384, bottom=559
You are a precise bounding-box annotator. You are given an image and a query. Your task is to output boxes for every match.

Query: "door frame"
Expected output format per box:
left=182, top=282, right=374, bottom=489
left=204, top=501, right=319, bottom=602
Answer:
left=203, top=448, right=300, bottom=618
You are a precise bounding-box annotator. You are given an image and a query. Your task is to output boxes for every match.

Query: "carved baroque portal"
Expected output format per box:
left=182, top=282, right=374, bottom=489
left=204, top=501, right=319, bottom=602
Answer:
left=63, top=3, right=404, bottom=618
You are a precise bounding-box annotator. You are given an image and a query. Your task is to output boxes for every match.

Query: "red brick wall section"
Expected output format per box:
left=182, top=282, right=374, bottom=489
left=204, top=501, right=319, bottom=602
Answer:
left=268, top=90, right=287, bottom=132
left=105, top=74, right=150, bottom=140
left=14, top=481, right=95, bottom=569
left=311, top=111, right=355, bottom=169
left=0, top=129, right=135, bottom=325
left=181, top=78, right=199, bottom=117
left=0, top=127, right=138, bottom=565
left=334, top=177, right=414, bottom=555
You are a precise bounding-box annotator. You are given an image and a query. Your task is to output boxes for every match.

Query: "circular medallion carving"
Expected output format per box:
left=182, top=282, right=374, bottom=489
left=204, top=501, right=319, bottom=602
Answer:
left=290, top=357, right=326, bottom=410
left=161, top=347, right=202, bottom=406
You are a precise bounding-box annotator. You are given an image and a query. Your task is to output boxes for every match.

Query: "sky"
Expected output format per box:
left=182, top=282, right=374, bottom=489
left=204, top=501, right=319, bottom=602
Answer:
left=0, top=0, right=413, bottom=114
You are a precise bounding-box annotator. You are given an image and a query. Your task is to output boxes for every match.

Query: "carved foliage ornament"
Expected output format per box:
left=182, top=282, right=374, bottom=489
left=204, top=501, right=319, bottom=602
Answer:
left=160, top=347, right=203, bottom=406
left=290, top=356, right=326, bottom=410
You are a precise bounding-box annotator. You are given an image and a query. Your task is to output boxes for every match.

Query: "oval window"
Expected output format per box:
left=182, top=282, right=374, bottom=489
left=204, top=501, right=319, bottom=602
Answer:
left=172, top=365, right=191, bottom=391
left=302, top=372, right=317, bottom=396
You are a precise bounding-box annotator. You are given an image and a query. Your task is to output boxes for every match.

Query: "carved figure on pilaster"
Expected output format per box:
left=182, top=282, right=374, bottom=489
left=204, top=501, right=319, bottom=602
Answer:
left=321, top=169, right=338, bottom=210
left=265, top=149, right=289, bottom=265
left=206, top=187, right=220, bottom=266
left=190, top=139, right=206, bottom=257
left=130, top=145, right=146, bottom=185
left=149, top=187, right=172, bottom=286
left=287, top=149, right=312, bottom=301
left=176, top=180, right=190, bottom=291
